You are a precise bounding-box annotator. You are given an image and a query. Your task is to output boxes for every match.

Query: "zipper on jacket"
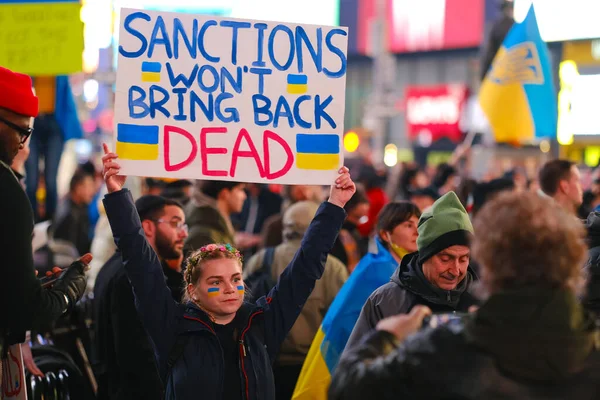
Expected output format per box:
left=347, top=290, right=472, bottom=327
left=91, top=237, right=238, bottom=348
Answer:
left=239, top=310, right=264, bottom=400
left=240, top=339, right=247, bottom=356
left=447, top=291, right=451, bottom=302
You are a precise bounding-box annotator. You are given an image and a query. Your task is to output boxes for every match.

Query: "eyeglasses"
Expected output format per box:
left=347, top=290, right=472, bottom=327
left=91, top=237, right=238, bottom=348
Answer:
left=0, top=115, right=33, bottom=144
left=154, top=219, right=189, bottom=234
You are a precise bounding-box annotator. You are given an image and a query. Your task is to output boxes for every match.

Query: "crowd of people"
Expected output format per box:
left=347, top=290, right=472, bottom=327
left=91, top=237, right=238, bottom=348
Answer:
left=3, top=64, right=600, bottom=400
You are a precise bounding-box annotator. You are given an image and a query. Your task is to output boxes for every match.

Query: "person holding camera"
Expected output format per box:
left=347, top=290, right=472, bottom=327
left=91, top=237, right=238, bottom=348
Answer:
left=330, top=191, right=600, bottom=400
left=344, top=191, right=479, bottom=353
left=0, top=66, right=90, bottom=384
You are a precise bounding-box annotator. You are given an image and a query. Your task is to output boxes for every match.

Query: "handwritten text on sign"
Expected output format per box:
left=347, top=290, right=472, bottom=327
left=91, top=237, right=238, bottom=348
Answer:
left=0, top=1, right=83, bottom=76
left=114, top=8, right=348, bottom=185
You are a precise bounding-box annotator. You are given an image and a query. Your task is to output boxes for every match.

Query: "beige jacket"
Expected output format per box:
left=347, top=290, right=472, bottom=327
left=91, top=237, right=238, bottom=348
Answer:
left=244, top=240, right=348, bottom=365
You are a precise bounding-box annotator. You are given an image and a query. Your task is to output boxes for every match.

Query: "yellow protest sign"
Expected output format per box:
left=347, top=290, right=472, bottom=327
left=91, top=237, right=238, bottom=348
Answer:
left=0, top=1, right=83, bottom=76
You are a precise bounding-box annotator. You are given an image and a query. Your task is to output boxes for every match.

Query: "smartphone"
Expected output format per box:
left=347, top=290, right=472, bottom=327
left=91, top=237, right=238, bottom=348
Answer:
left=39, top=269, right=66, bottom=288
left=421, top=312, right=467, bottom=329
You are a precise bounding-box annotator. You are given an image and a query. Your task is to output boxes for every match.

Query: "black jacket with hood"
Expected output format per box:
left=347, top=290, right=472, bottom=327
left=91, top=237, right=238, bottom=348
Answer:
left=344, top=252, right=479, bottom=351
left=330, top=287, right=600, bottom=400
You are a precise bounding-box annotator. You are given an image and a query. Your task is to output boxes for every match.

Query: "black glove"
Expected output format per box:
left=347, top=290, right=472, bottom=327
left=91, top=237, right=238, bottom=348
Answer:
left=52, top=259, right=88, bottom=312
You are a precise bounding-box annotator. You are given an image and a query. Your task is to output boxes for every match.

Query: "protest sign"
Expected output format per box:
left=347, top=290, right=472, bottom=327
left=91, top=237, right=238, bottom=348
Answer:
left=1, top=344, right=26, bottom=400
left=114, top=8, right=348, bottom=184
left=0, top=0, right=83, bottom=76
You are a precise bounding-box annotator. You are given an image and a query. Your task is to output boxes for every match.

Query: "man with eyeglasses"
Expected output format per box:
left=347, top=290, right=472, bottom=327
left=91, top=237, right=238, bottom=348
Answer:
left=93, top=195, right=188, bottom=400
left=1, top=66, right=90, bottom=390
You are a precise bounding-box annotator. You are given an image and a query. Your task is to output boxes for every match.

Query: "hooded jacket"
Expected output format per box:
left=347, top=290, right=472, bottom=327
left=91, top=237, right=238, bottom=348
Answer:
left=330, top=287, right=600, bottom=400
left=103, top=189, right=345, bottom=400
left=344, top=252, right=478, bottom=352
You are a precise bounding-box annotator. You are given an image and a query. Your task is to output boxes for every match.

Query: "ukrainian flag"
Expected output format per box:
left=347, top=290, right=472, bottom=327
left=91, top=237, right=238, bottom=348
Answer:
left=295, top=134, right=340, bottom=171
left=479, top=5, right=557, bottom=143
left=292, top=240, right=397, bottom=400
left=141, top=61, right=161, bottom=82
left=116, top=123, right=159, bottom=161
left=287, top=74, right=308, bottom=94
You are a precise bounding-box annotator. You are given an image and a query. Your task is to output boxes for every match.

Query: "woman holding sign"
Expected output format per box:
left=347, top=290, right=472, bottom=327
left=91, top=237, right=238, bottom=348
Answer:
left=100, top=143, right=354, bottom=400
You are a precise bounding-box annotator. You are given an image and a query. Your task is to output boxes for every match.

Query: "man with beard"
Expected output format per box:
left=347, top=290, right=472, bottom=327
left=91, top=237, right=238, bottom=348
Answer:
left=93, top=195, right=188, bottom=400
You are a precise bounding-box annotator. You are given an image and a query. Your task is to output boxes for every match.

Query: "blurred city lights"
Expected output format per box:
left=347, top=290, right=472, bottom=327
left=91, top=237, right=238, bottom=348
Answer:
left=383, top=144, right=398, bottom=167
left=83, top=79, right=99, bottom=103
left=344, top=132, right=360, bottom=153
left=539, top=139, right=550, bottom=153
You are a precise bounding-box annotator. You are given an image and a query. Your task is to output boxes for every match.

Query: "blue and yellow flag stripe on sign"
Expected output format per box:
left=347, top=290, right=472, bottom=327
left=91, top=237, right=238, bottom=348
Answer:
left=141, top=61, right=162, bottom=82
left=287, top=74, right=308, bottom=94
left=479, top=5, right=557, bottom=143
left=295, top=134, right=340, bottom=170
left=116, top=123, right=159, bottom=161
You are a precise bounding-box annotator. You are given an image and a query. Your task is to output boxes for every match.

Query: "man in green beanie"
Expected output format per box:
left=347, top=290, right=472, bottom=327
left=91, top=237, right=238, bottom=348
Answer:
left=344, top=191, right=479, bottom=351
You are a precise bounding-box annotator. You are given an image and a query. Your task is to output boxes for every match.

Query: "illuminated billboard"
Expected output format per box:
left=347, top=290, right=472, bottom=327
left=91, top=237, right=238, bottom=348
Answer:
left=514, top=0, right=600, bottom=42
left=115, top=0, right=340, bottom=26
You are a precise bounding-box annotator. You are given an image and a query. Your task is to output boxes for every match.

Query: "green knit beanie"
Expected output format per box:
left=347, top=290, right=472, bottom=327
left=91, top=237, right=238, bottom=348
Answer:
left=417, top=191, right=474, bottom=263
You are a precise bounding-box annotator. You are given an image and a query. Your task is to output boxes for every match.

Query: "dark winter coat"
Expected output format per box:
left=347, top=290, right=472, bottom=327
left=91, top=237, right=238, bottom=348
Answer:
left=331, top=287, right=600, bottom=400
left=93, top=252, right=183, bottom=400
left=103, top=189, right=345, bottom=400
left=344, top=252, right=479, bottom=351
left=0, top=160, right=67, bottom=348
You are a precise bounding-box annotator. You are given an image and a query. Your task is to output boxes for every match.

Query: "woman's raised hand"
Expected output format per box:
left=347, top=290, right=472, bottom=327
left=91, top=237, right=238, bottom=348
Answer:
left=102, top=143, right=127, bottom=193
left=328, top=166, right=356, bottom=209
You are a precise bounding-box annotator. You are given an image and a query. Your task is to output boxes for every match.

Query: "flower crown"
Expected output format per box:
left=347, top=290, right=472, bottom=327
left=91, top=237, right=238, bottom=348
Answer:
left=185, top=243, right=243, bottom=284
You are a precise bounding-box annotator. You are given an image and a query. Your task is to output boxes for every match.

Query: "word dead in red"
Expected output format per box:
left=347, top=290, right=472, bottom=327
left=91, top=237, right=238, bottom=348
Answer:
left=163, top=125, right=294, bottom=180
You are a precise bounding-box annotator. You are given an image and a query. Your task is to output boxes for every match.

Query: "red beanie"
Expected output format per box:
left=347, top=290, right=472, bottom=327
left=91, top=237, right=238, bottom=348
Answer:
left=0, top=66, right=39, bottom=118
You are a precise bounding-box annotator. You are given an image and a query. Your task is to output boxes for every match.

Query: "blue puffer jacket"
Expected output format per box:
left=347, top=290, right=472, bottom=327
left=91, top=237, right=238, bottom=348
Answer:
left=103, top=189, right=345, bottom=400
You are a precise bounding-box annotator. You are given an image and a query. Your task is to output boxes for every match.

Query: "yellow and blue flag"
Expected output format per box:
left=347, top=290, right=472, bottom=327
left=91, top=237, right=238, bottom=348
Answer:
left=116, top=123, right=160, bottom=161
left=287, top=74, right=308, bottom=94
left=479, top=5, right=557, bottom=143
left=141, top=61, right=162, bottom=82
left=293, top=240, right=397, bottom=400
left=295, top=134, right=340, bottom=171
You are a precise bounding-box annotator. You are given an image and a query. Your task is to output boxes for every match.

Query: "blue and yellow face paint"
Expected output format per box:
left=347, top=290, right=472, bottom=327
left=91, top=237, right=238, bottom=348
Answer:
left=237, top=285, right=245, bottom=295
left=295, top=133, right=340, bottom=171
left=207, top=287, right=220, bottom=298
left=116, top=123, right=160, bottom=161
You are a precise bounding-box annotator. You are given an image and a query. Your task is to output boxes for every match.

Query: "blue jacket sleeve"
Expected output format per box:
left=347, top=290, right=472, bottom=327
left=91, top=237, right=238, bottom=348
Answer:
left=103, top=189, right=180, bottom=364
left=260, top=201, right=345, bottom=359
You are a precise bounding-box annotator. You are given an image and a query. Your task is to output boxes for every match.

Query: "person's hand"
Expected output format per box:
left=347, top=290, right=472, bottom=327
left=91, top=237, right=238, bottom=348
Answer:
left=52, top=253, right=92, bottom=312
left=21, top=342, right=44, bottom=378
left=328, top=167, right=356, bottom=209
left=102, top=143, right=127, bottom=193
left=45, top=266, right=63, bottom=279
left=376, top=305, right=432, bottom=342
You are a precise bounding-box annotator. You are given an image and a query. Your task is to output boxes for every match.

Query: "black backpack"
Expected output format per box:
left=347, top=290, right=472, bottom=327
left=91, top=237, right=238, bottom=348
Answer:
left=244, top=247, right=277, bottom=302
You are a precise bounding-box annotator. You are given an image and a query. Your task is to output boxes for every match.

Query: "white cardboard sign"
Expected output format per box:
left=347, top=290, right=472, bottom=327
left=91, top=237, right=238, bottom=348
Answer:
left=114, top=8, right=348, bottom=184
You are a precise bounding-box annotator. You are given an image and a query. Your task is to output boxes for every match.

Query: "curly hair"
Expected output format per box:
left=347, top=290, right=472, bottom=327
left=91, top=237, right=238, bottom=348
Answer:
left=473, top=191, right=586, bottom=294
left=182, top=243, right=243, bottom=302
